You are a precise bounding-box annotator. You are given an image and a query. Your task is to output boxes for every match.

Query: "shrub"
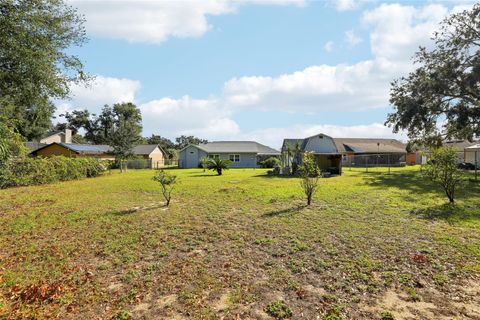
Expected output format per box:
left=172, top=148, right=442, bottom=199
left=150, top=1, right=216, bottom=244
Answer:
left=423, top=146, right=464, bottom=203
left=206, top=158, right=232, bottom=175
left=0, top=156, right=106, bottom=189
left=153, top=170, right=177, bottom=206
left=299, top=151, right=320, bottom=205
left=261, top=157, right=281, bottom=168
left=380, top=311, right=395, bottom=320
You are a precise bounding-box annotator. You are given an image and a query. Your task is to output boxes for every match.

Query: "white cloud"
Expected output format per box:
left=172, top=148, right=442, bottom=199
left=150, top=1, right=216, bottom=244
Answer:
left=344, top=30, right=363, bottom=47
left=324, top=41, right=334, bottom=52
left=139, top=96, right=240, bottom=138
left=71, top=0, right=305, bottom=44
left=362, top=3, right=447, bottom=64
left=56, top=75, right=141, bottom=116
left=331, top=0, right=373, bottom=11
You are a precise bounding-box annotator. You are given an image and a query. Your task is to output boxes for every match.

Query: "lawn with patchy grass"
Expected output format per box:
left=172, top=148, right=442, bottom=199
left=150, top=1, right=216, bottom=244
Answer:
left=1, top=167, right=479, bottom=319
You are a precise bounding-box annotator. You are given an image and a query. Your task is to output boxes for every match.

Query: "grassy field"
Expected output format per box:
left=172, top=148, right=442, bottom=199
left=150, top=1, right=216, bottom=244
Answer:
left=0, top=167, right=479, bottom=319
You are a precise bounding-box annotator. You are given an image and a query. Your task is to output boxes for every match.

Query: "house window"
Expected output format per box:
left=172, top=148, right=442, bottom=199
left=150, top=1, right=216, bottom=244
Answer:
left=229, top=154, right=240, bottom=162
left=208, top=154, right=220, bottom=159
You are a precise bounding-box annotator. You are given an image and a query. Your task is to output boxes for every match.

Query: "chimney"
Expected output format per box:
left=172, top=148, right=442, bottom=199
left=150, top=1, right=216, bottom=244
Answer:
left=64, top=129, right=72, bottom=143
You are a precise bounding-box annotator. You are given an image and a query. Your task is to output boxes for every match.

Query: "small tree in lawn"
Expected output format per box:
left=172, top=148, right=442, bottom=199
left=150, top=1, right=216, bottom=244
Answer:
left=299, top=151, right=320, bottom=206
left=423, top=147, right=464, bottom=204
left=207, top=158, right=232, bottom=175
left=153, top=170, right=177, bottom=207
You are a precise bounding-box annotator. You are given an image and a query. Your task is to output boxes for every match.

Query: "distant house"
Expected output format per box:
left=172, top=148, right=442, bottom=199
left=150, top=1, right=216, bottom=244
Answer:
left=132, top=145, right=167, bottom=168
left=465, top=144, right=480, bottom=165
left=178, top=141, right=280, bottom=169
left=26, top=129, right=73, bottom=152
left=281, top=134, right=342, bottom=174
left=281, top=134, right=408, bottom=173
left=333, top=138, right=407, bottom=166
left=30, top=143, right=167, bottom=168
left=30, top=143, right=115, bottom=160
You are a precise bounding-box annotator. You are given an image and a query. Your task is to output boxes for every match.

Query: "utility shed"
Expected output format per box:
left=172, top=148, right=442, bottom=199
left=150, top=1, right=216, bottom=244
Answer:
left=178, top=141, right=280, bottom=169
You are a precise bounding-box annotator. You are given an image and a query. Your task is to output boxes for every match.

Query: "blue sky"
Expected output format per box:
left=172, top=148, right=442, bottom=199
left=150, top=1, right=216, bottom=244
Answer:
left=60, top=0, right=471, bottom=148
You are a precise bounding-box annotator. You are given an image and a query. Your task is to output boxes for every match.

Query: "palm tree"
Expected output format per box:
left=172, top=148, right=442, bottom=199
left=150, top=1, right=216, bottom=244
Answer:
left=207, top=158, right=232, bottom=175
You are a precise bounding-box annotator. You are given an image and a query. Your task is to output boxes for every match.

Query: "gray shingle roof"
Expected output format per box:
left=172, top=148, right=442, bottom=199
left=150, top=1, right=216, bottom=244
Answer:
left=196, top=141, right=280, bottom=155
left=334, top=138, right=406, bottom=153
left=133, top=144, right=160, bottom=155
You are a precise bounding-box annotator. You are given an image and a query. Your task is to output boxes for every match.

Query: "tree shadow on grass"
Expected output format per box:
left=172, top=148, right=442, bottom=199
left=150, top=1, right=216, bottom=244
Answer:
left=410, top=203, right=480, bottom=223
left=361, top=171, right=435, bottom=195
left=111, top=203, right=168, bottom=216
left=253, top=174, right=299, bottom=179
left=262, top=204, right=308, bottom=217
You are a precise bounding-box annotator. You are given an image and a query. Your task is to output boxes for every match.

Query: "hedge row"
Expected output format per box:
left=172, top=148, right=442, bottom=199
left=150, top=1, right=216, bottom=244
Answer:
left=0, top=156, right=107, bottom=188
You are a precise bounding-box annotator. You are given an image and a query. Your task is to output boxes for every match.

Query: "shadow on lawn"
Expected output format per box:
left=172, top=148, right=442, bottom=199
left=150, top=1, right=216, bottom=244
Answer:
left=112, top=203, right=168, bottom=216
left=262, top=204, right=308, bottom=217
left=410, top=203, right=480, bottom=223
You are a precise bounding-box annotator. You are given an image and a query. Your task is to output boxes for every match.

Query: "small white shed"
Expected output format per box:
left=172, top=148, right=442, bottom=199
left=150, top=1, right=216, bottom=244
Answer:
left=465, top=144, right=480, bottom=164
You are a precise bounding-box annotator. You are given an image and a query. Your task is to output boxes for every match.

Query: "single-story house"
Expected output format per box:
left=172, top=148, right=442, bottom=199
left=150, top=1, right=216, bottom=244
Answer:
left=30, top=143, right=167, bottom=168
left=30, top=143, right=115, bottom=160
left=333, top=138, right=407, bottom=166
left=178, top=141, right=280, bottom=168
left=25, top=129, right=73, bottom=152
left=132, top=144, right=166, bottom=168
left=281, top=134, right=342, bottom=174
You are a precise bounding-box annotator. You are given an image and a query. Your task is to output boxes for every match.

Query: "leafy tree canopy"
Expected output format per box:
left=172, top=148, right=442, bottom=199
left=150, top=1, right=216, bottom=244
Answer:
left=387, top=5, right=480, bottom=145
left=175, top=135, right=208, bottom=149
left=0, top=0, right=87, bottom=140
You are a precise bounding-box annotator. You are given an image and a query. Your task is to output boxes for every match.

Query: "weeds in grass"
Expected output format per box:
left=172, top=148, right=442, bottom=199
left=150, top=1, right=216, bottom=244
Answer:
left=265, top=300, right=293, bottom=319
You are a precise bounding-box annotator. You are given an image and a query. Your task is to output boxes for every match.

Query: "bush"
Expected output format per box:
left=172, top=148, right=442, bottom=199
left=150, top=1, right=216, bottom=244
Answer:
left=261, top=157, right=281, bottom=168
left=152, top=170, right=177, bottom=206
left=0, top=156, right=106, bottom=188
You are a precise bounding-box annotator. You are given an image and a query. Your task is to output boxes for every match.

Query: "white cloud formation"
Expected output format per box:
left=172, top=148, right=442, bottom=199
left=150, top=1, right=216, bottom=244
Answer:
left=56, top=75, right=141, bottom=117
left=331, top=0, right=373, bottom=12
left=139, top=96, right=240, bottom=138
left=324, top=41, right=334, bottom=52
left=56, top=2, right=468, bottom=146
left=344, top=30, right=363, bottom=47
left=71, top=0, right=305, bottom=44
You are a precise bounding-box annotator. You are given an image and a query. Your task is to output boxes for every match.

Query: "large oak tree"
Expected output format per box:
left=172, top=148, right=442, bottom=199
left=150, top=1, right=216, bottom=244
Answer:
left=0, top=0, right=87, bottom=140
left=387, top=5, right=480, bottom=145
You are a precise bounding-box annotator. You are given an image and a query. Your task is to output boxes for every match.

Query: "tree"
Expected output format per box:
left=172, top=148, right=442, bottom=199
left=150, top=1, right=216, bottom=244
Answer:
left=175, top=135, right=208, bottom=149
left=108, top=103, right=143, bottom=172
left=387, top=5, right=480, bottom=144
left=423, top=147, right=464, bottom=204
left=299, top=151, right=320, bottom=205
left=206, top=158, right=232, bottom=176
left=0, top=0, right=87, bottom=140
left=153, top=170, right=177, bottom=207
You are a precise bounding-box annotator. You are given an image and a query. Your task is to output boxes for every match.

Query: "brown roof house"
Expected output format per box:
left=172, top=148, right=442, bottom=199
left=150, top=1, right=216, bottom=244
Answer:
left=30, top=143, right=167, bottom=168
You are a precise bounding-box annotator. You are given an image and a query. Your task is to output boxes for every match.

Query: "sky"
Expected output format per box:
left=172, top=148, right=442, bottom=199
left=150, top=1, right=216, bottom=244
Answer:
left=57, top=0, right=474, bottom=149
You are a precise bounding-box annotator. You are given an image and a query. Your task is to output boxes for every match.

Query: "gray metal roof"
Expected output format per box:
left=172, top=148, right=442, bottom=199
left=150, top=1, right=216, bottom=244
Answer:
left=133, top=144, right=160, bottom=155
left=196, top=141, right=280, bottom=155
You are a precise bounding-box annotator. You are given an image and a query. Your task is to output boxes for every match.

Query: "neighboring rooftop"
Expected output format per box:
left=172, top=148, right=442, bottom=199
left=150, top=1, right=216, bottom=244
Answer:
left=195, top=141, right=280, bottom=155
left=133, top=144, right=162, bottom=155
left=334, top=138, right=406, bottom=153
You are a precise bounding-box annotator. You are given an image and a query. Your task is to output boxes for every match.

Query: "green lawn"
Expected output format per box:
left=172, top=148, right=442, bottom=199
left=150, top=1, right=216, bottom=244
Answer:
left=1, top=167, right=479, bottom=319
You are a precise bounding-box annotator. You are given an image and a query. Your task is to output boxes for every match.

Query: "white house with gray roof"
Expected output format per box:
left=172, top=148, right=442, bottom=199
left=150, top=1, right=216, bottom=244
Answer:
left=179, top=141, right=280, bottom=169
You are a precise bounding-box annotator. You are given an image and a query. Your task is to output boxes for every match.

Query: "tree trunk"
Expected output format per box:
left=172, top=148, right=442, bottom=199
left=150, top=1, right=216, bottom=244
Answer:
left=218, top=168, right=222, bottom=175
